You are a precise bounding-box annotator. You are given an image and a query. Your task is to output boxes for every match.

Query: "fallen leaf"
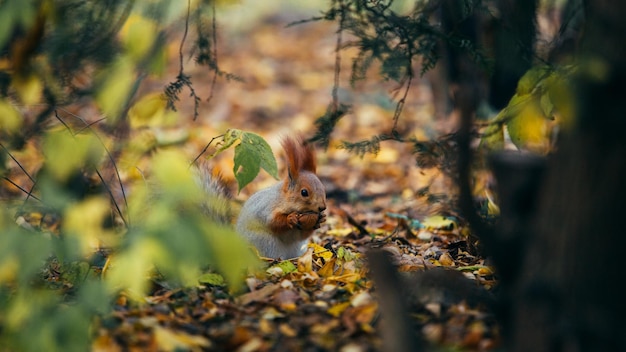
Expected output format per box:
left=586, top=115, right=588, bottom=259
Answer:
left=327, top=302, right=351, bottom=317
left=153, top=325, right=212, bottom=351
left=237, top=283, right=280, bottom=306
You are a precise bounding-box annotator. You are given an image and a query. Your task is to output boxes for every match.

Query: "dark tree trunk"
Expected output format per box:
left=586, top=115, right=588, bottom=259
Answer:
left=509, top=0, right=626, bottom=350
left=489, top=0, right=537, bottom=109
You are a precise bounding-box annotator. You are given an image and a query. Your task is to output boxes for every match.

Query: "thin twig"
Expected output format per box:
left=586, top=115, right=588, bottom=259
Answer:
left=22, top=178, right=39, bottom=209
left=54, top=110, right=72, bottom=132
left=1, top=134, right=42, bottom=206
left=165, top=0, right=201, bottom=119
left=2, top=177, right=41, bottom=202
left=0, top=143, right=36, bottom=183
left=205, top=2, right=219, bottom=107
left=53, top=108, right=129, bottom=226
left=74, top=116, right=108, bottom=134
left=190, top=134, right=224, bottom=167
left=392, top=71, right=413, bottom=133
left=179, top=0, right=191, bottom=77
left=332, top=0, right=345, bottom=114
left=343, top=207, right=369, bottom=237
left=95, top=169, right=127, bottom=227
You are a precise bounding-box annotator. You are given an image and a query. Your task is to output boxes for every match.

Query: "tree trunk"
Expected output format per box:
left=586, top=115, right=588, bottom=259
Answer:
left=509, top=0, right=626, bottom=350
left=489, top=0, right=537, bottom=109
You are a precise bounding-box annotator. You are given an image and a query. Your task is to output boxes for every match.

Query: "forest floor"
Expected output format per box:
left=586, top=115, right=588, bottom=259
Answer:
left=91, top=6, right=500, bottom=351
left=13, top=3, right=500, bottom=351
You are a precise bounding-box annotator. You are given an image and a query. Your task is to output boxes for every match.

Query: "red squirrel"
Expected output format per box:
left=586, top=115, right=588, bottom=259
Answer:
left=196, top=136, right=327, bottom=259
left=235, top=136, right=327, bottom=259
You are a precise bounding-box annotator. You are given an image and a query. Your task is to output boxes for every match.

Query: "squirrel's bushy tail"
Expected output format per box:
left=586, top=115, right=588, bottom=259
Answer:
left=193, top=161, right=235, bottom=224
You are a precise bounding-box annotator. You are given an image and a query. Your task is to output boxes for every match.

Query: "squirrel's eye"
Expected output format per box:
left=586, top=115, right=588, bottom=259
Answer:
left=301, top=189, right=309, bottom=197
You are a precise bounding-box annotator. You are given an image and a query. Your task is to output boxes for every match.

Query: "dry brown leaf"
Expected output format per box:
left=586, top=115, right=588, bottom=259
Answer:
left=236, top=283, right=280, bottom=306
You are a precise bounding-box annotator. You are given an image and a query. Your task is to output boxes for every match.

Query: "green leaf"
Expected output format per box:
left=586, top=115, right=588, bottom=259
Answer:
left=515, top=65, right=551, bottom=96
left=198, top=272, right=226, bottom=287
left=269, top=260, right=297, bottom=275
left=127, top=92, right=178, bottom=129
left=540, top=91, right=555, bottom=119
left=336, top=247, right=357, bottom=261
left=0, top=99, right=22, bottom=134
left=95, top=56, right=136, bottom=122
left=60, top=261, right=91, bottom=287
left=42, top=128, right=104, bottom=181
left=207, top=129, right=242, bottom=159
left=233, top=131, right=278, bottom=192
left=234, top=143, right=261, bottom=192
left=204, top=221, right=261, bottom=292
left=479, top=122, right=504, bottom=151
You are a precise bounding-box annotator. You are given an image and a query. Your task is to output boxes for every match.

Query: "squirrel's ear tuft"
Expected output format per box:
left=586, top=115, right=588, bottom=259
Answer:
left=281, top=135, right=317, bottom=184
left=300, top=140, right=317, bottom=173
left=281, top=136, right=302, bottom=185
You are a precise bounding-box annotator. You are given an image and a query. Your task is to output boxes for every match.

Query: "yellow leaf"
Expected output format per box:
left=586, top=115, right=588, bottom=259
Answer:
left=0, top=255, right=18, bottom=283
left=12, top=73, right=42, bottom=104
left=485, top=189, right=500, bottom=216
left=5, top=291, right=40, bottom=329
left=505, top=98, right=552, bottom=154
left=117, top=129, right=158, bottom=174
left=352, top=302, right=378, bottom=326
left=327, top=302, right=351, bottom=317
left=214, top=0, right=242, bottom=5
left=151, top=149, right=202, bottom=202
left=327, top=273, right=362, bottom=285
left=63, top=197, right=116, bottom=255
left=128, top=92, right=178, bottom=128
left=318, top=257, right=337, bottom=277
left=0, top=99, right=22, bottom=133
left=326, top=228, right=353, bottom=237
left=309, top=243, right=333, bottom=261
left=153, top=325, right=212, bottom=351
left=421, top=215, right=456, bottom=230
left=148, top=45, right=168, bottom=76
left=374, top=147, right=399, bottom=163
left=297, top=247, right=313, bottom=272
left=96, top=56, right=136, bottom=122
left=438, top=252, right=455, bottom=266
left=120, top=14, right=158, bottom=62
left=279, top=323, right=298, bottom=336
left=43, top=129, right=103, bottom=181
left=204, top=222, right=261, bottom=292
left=106, top=237, right=166, bottom=300
left=477, top=266, right=494, bottom=276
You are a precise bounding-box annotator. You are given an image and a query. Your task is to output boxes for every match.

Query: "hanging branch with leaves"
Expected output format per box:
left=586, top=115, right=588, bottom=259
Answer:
left=164, top=0, right=201, bottom=120
left=164, top=0, right=242, bottom=120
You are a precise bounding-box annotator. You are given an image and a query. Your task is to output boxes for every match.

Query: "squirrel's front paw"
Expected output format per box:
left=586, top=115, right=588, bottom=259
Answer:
left=314, top=212, right=327, bottom=229
left=287, top=211, right=318, bottom=230
left=287, top=212, right=301, bottom=229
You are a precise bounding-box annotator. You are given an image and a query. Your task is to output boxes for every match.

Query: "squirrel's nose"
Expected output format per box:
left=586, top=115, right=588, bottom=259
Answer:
left=319, top=205, right=326, bottom=212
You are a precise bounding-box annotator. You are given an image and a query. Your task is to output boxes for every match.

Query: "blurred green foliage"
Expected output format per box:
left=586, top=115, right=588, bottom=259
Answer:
left=0, top=0, right=262, bottom=350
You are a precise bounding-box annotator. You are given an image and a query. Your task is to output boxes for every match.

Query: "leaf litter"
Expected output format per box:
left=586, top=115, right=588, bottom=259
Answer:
left=94, top=203, right=498, bottom=351
left=10, top=6, right=501, bottom=351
